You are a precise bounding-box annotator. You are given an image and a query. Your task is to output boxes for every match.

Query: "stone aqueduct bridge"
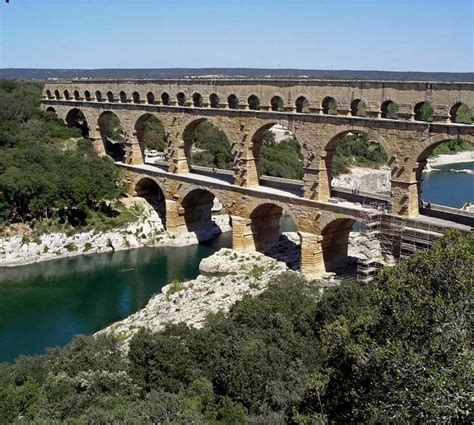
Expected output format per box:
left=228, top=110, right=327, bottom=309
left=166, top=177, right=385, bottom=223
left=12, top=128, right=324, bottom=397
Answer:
left=42, top=79, right=474, bottom=275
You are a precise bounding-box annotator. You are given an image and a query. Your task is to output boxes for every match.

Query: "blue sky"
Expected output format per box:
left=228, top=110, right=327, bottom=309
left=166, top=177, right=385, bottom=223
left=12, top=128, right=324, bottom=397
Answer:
left=0, top=0, right=473, bottom=71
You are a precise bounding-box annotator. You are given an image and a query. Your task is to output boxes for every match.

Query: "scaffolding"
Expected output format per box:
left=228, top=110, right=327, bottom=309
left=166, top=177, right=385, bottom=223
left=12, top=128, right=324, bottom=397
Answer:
left=356, top=207, right=443, bottom=283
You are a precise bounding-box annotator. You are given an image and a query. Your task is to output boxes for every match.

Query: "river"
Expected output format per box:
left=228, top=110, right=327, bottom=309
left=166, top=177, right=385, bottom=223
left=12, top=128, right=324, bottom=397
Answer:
left=421, top=161, right=474, bottom=208
left=0, top=166, right=472, bottom=363
left=0, top=233, right=231, bottom=362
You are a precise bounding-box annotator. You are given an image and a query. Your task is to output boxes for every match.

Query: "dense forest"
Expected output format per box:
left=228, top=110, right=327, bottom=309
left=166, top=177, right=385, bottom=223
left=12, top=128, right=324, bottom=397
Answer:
left=0, top=81, right=127, bottom=233
left=0, top=231, right=471, bottom=423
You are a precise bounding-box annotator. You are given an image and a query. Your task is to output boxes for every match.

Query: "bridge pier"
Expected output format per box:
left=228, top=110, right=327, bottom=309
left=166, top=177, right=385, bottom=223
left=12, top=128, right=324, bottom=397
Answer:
left=390, top=179, right=420, bottom=216
left=299, top=232, right=325, bottom=275
left=231, top=216, right=256, bottom=251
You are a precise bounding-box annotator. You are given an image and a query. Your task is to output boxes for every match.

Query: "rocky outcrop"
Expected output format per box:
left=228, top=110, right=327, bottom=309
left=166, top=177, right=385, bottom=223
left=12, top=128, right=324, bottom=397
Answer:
left=0, top=198, right=231, bottom=267
left=332, top=166, right=391, bottom=192
left=100, top=248, right=292, bottom=345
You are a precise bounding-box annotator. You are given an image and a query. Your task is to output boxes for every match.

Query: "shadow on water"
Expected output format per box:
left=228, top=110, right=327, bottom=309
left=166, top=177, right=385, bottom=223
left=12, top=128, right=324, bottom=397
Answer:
left=0, top=232, right=231, bottom=362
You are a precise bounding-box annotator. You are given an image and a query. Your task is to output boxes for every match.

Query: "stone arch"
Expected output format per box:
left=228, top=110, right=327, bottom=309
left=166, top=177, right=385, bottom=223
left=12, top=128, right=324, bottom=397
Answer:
left=381, top=100, right=399, bottom=119
left=63, top=89, right=70, bottom=100
left=147, top=91, right=155, bottom=104
left=73, top=90, right=80, bottom=100
left=132, top=91, right=140, bottom=104
left=45, top=106, right=56, bottom=114
left=132, top=176, right=167, bottom=227
left=181, top=117, right=235, bottom=176
left=209, top=93, right=220, bottom=108
left=176, top=92, right=186, bottom=106
left=317, top=127, right=391, bottom=200
left=227, top=94, right=239, bottom=109
left=97, top=111, right=126, bottom=161
left=413, top=134, right=474, bottom=210
left=180, top=188, right=226, bottom=238
left=271, top=95, right=284, bottom=112
left=95, top=90, right=102, bottom=101
left=119, top=90, right=127, bottom=103
left=106, top=91, right=115, bottom=102
left=45, top=89, right=53, bottom=99
left=351, top=99, right=366, bottom=117
left=319, top=217, right=355, bottom=272
left=450, top=103, right=472, bottom=124
left=161, top=92, right=170, bottom=105
left=248, top=94, right=260, bottom=110
left=54, top=89, right=61, bottom=99
left=414, top=101, right=433, bottom=122
left=295, top=96, right=309, bottom=113
left=322, top=96, right=338, bottom=115
left=192, top=92, right=203, bottom=107
left=135, top=113, right=167, bottom=161
left=248, top=121, right=304, bottom=185
left=84, top=90, right=91, bottom=101
left=65, top=108, right=89, bottom=138
left=248, top=201, right=299, bottom=253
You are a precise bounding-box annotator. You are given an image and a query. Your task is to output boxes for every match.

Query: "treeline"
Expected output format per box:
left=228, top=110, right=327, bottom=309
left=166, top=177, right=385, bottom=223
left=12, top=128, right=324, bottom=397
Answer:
left=0, top=80, right=123, bottom=229
left=0, top=231, right=471, bottom=423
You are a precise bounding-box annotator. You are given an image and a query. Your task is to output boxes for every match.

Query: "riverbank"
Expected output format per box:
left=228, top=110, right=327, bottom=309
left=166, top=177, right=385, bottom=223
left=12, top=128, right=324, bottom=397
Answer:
left=100, top=230, right=389, bottom=346
left=99, top=248, right=293, bottom=345
left=332, top=150, right=474, bottom=192
left=427, top=150, right=474, bottom=167
left=0, top=197, right=230, bottom=267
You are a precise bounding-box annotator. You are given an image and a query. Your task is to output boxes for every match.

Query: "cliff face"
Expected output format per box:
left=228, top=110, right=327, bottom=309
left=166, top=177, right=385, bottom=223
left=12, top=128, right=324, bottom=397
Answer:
left=332, top=166, right=391, bottom=193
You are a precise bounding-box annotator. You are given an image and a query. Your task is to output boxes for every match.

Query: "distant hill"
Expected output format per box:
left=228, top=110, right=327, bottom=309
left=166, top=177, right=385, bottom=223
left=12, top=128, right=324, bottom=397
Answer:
left=1, top=68, right=473, bottom=82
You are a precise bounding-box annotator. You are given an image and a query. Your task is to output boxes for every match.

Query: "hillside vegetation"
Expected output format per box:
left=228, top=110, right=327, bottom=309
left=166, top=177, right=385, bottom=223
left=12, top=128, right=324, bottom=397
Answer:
left=0, top=81, right=127, bottom=234
left=0, top=231, right=471, bottom=423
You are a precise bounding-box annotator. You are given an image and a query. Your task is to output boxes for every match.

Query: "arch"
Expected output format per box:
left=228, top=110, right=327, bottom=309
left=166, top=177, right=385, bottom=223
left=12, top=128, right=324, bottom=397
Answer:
left=248, top=202, right=298, bottom=255
left=65, top=108, right=89, bottom=138
left=381, top=100, right=399, bottom=119
left=248, top=94, right=260, bottom=110
left=322, top=96, right=338, bottom=115
left=227, top=94, right=239, bottom=109
left=133, top=177, right=167, bottom=227
left=97, top=111, right=126, bottom=161
left=45, top=106, right=56, bottom=114
left=192, top=92, right=203, bottom=107
left=271, top=95, right=284, bottom=112
left=45, top=89, right=53, bottom=99
left=412, top=135, right=474, bottom=212
left=176, top=92, right=186, bottom=106
left=132, top=91, right=140, bottom=104
left=181, top=117, right=234, bottom=177
left=414, top=101, right=433, bottom=122
left=73, top=90, right=80, bottom=100
left=450, top=103, right=472, bottom=124
left=54, top=90, right=61, bottom=99
left=147, top=91, right=155, bottom=104
left=84, top=90, right=91, bottom=101
left=295, top=96, right=309, bottom=113
left=321, top=129, right=390, bottom=199
left=63, top=90, right=70, bottom=100
left=119, top=90, right=127, bottom=103
left=95, top=90, right=102, bottom=101
left=181, top=188, right=226, bottom=239
left=106, top=91, right=115, bottom=102
left=351, top=99, right=366, bottom=117
left=249, top=122, right=304, bottom=185
left=161, top=92, right=170, bottom=105
left=135, top=113, right=167, bottom=162
left=209, top=93, right=220, bottom=108
left=320, top=217, right=355, bottom=272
